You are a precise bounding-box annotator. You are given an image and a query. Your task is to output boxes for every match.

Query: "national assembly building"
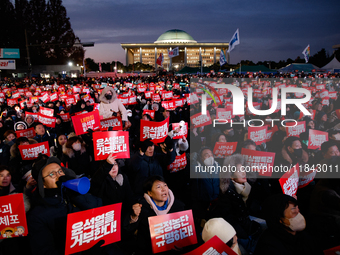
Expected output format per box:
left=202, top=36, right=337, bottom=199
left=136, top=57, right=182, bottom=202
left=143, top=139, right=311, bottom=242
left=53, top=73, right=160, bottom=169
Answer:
left=121, top=29, right=229, bottom=70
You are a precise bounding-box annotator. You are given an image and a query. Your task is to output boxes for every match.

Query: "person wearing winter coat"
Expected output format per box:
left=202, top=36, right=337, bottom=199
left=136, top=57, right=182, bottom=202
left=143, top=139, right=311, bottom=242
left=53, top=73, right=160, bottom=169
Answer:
left=27, top=156, right=102, bottom=255
left=134, top=175, right=185, bottom=255
left=61, top=136, right=92, bottom=177
left=99, top=86, right=128, bottom=121
left=254, top=194, right=321, bottom=255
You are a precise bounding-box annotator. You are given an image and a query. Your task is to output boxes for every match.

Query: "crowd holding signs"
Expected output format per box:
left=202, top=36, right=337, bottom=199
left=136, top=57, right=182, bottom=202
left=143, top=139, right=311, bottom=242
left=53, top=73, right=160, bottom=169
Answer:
left=0, top=73, right=340, bottom=254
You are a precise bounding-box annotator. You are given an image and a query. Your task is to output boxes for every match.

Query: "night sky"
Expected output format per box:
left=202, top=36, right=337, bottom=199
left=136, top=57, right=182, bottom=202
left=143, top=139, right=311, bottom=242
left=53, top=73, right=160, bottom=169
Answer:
left=62, top=0, right=340, bottom=65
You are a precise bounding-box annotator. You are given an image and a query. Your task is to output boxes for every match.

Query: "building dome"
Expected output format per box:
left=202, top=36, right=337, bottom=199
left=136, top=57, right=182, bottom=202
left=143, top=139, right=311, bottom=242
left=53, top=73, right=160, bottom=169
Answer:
left=154, top=29, right=197, bottom=44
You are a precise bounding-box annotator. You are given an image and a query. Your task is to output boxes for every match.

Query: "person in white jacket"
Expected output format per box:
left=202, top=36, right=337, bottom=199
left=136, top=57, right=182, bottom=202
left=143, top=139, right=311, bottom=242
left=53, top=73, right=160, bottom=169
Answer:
left=99, top=86, right=128, bottom=123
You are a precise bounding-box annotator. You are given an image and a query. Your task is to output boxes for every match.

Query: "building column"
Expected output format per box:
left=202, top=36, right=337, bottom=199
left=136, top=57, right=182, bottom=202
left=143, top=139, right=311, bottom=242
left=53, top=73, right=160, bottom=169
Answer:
left=140, top=47, right=142, bottom=63
left=169, top=47, right=172, bottom=70
left=199, top=47, right=202, bottom=67
left=213, top=47, right=216, bottom=64
left=125, top=48, right=128, bottom=66
left=184, top=47, right=187, bottom=67
left=154, top=47, right=157, bottom=67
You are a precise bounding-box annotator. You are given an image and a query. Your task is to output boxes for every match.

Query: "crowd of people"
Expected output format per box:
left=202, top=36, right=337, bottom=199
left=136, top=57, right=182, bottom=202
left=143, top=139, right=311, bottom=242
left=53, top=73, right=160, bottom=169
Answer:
left=0, top=72, right=339, bottom=255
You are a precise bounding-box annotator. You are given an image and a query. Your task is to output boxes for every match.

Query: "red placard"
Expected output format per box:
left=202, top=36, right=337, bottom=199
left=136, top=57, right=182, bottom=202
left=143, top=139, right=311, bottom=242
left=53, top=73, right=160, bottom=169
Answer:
left=324, top=245, right=340, bottom=255
left=213, top=142, right=237, bottom=158
left=38, top=114, right=56, bottom=128
left=162, top=100, right=176, bottom=110
left=248, top=126, right=268, bottom=145
left=19, top=141, right=50, bottom=160
left=285, top=121, right=305, bottom=137
left=65, top=96, right=76, bottom=106
left=19, top=99, right=27, bottom=109
left=140, top=117, right=169, bottom=143
left=298, top=169, right=316, bottom=189
left=93, top=131, right=129, bottom=160
left=72, top=86, right=81, bottom=94
left=148, top=210, right=197, bottom=254
left=12, top=92, right=20, bottom=99
left=162, top=91, right=173, bottom=100
left=184, top=235, right=237, bottom=255
left=279, top=163, right=299, bottom=197
left=15, top=127, right=36, bottom=139
left=39, top=93, right=50, bottom=103
left=128, top=96, right=137, bottom=105
left=65, top=203, right=122, bottom=255
left=72, top=110, right=100, bottom=135
left=143, top=110, right=155, bottom=119
left=216, top=108, right=234, bottom=120
left=174, top=99, right=185, bottom=108
left=329, top=91, right=338, bottom=100
left=167, top=154, right=187, bottom=173
left=145, top=91, right=153, bottom=99
left=308, top=129, right=328, bottom=150
left=50, top=92, right=58, bottom=102
left=190, top=93, right=199, bottom=104
left=0, top=92, right=5, bottom=98
left=171, top=122, right=188, bottom=139
left=315, top=84, right=325, bottom=90
left=100, top=116, right=123, bottom=131
left=0, top=194, right=28, bottom=239
left=39, top=106, right=54, bottom=117
left=152, top=94, right=161, bottom=102
left=137, top=85, right=147, bottom=93
left=241, top=148, right=275, bottom=177
left=190, top=112, right=212, bottom=128
left=7, top=98, right=18, bottom=107
left=58, top=113, right=70, bottom=121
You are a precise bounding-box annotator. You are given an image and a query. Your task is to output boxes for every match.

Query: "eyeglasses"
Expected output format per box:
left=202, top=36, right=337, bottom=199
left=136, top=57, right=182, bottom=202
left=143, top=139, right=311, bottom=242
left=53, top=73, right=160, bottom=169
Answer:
left=43, top=169, right=64, bottom=179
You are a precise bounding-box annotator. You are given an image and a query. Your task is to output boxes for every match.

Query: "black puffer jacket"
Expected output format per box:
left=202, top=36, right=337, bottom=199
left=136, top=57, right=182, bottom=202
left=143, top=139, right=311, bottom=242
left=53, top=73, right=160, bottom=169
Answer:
left=27, top=188, right=102, bottom=255
left=208, top=179, right=261, bottom=239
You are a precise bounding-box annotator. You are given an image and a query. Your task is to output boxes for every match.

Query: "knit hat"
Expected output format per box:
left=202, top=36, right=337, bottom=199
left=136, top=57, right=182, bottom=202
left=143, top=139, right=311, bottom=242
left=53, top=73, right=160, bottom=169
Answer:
left=202, top=218, right=236, bottom=243
left=140, top=138, right=154, bottom=153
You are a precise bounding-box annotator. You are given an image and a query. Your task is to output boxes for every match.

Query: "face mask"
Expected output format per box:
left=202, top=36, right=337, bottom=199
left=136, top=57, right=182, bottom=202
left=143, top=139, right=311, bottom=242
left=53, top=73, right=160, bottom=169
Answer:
left=286, top=212, right=306, bottom=232
left=293, top=148, right=303, bottom=158
left=105, top=94, right=112, bottom=100
left=204, top=156, right=214, bottom=166
left=72, top=143, right=81, bottom=151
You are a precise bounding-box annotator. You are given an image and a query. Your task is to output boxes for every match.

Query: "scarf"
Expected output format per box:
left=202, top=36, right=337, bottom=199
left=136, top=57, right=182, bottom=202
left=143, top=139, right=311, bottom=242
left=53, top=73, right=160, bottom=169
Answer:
left=112, top=174, right=123, bottom=186
left=232, top=180, right=251, bottom=203
left=144, top=189, right=175, bottom=216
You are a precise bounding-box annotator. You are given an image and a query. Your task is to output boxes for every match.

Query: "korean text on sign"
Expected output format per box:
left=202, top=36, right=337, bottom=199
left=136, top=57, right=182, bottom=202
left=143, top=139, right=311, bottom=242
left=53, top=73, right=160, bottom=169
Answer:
left=241, top=148, right=276, bottom=177
left=18, top=141, right=50, bottom=160
left=140, top=117, right=169, bottom=144
left=0, top=193, right=28, bottom=239
left=65, top=203, right=122, bottom=255
left=93, top=131, right=130, bottom=160
left=148, top=210, right=197, bottom=254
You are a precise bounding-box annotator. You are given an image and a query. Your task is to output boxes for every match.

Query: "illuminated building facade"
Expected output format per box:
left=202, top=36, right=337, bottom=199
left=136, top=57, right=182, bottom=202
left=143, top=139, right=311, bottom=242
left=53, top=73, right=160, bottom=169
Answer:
left=121, top=29, right=229, bottom=70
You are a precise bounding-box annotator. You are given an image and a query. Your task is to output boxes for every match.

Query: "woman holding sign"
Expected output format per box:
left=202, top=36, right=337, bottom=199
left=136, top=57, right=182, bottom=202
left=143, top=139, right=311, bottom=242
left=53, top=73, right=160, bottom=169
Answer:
left=134, top=175, right=185, bottom=255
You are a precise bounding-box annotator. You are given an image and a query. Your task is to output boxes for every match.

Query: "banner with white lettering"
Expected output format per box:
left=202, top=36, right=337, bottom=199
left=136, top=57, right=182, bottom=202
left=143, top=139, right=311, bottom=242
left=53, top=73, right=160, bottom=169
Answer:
left=279, top=163, right=299, bottom=197
left=93, top=131, right=129, bottom=160
left=140, top=117, right=169, bottom=144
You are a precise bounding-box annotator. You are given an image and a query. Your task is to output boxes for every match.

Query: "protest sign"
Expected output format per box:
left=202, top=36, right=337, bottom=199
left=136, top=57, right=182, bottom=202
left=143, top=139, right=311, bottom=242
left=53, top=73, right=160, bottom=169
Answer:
left=19, top=141, right=50, bottom=160
left=38, top=114, right=56, bottom=128
left=285, top=121, right=305, bottom=137
left=148, top=210, right=197, bottom=254
left=248, top=126, right=268, bottom=145
left=279, top=164, right=299, bottom=197
left=143, top=110, right=155, bottom=119
left=72, top=110, right=100, bottom=135
left=100, top=116, right=123, bottom=131
left=308, top=129, right=328, bottom=150
left=184, top=235, right=237, bottom=255
left=15, top=127, right=36, bottom=139
left=241, top=148, right=275, bottom=177
left=167, top=154, right=187, bottom=173
left=65, top=203, right=122, bottom=255
left=93, top=131, right=129, bottom=160
left=39, top=106, right=54, bottom=117
left=0, top=194, right=28, bottom=239
left=213, top=142, right=237, bottom=158
left=171, top=122, right=188, bottom=139
left=140, top=117, right=169, bottom=144
left=190, top=112, right=212, bottom=128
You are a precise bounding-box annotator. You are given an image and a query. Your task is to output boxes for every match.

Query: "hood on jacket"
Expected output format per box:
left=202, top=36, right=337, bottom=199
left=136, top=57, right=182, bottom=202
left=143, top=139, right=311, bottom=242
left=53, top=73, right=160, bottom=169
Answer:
left=99, top=87, right=117, bottom=104
left=62, top=143, right=86, bottom=158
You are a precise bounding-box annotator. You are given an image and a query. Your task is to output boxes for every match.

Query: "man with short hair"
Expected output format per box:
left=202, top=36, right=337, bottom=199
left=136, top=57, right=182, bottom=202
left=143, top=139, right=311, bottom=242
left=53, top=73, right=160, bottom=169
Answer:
left=33, top=122, right=55, bottom=147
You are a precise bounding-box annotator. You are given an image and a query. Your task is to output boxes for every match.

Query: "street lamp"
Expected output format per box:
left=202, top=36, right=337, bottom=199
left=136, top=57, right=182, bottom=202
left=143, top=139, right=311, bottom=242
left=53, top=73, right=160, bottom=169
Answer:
left=68, top=62, right=73, bottom=66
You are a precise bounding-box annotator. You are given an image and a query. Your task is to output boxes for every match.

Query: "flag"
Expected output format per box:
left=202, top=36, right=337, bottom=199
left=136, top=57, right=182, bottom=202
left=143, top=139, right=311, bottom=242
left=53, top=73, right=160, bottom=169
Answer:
left=168, top=47, right=179, bottom=58
left=227, top=29, right=240, bottom=53
left=99, top=62, right=102, bottom=72
left=302, top=45, right=310, bottom=63
left=219, top=49, right=227, bottom=66
left=156, top=53, right=164, bottom=66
